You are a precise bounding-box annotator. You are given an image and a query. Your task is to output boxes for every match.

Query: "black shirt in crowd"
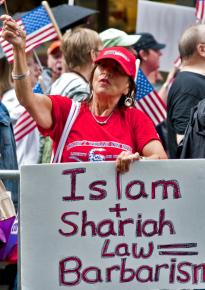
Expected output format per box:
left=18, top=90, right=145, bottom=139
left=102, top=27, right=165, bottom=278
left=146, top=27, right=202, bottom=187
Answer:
left=167, top=71, right=205, bottom=158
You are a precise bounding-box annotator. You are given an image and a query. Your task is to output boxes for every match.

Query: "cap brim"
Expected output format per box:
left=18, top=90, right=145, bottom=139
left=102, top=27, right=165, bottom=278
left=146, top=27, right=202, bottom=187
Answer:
left=95, top=54, right=131, bottom=77
left=151, top=43, right=166, bottom=50
left=102, top=35, right=141, bottom=48
left=47, top=41, right=61, bottom=54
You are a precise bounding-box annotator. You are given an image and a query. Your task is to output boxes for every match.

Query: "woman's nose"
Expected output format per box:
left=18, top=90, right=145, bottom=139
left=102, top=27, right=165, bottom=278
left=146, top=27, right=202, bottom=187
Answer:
left=101, top=64, right=113, bottom=75
left=101, top=68, right=112, bottom=78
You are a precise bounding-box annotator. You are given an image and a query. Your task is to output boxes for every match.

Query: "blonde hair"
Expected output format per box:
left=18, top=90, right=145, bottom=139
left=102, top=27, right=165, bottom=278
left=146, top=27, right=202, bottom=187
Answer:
left=0, top=57, right=13, bottom=97
left=61, top=27, right=102, bottom=69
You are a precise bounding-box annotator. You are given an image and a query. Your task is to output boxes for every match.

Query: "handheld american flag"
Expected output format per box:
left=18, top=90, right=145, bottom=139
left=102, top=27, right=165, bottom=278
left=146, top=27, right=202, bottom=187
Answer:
left=14, top=82, right=43, bottom=142
left=0, top=5, right=58, bottom=62
left=135, top=68, right=167, bottom=126
left=195, top=0, right=205, bottom=23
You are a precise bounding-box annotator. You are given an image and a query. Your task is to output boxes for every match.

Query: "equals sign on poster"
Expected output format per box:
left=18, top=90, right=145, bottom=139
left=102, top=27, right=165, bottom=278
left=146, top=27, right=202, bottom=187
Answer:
left=157, top=243, right=198, bottom=256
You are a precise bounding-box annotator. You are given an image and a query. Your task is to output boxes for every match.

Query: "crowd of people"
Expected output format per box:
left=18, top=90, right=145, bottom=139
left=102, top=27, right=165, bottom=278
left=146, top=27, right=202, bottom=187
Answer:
left=0, top=11, right=205, bottom=290
left=0, top=12, right=204, bottom=206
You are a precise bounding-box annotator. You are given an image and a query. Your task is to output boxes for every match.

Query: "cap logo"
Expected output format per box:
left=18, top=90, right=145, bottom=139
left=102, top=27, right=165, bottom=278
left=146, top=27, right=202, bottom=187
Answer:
left=103, top=50, right=130, bottom=62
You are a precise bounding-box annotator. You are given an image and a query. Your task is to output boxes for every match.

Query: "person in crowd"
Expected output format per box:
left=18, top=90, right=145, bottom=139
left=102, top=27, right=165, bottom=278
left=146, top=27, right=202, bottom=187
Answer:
left=99, top=29, right=168, bottom=151
left=37, top=41, right=64, bottom=95
left=133, top=32, right=172, bottom=152
left=0, top=51, right=41, bottom=166
left=99, top=28, right=141, bottom=53
left=1, top=51, right=41, bottom=126
left=133, top=32, right=180, bottom=106
left=133, top=32, right=167, bottom=93
left=167, top=23, right=205, bottom=159
left=133, top=32, right=165, bottom=74
left=1, top=15, right=167, bottom=171
left=50, top=27, right=103, bottom=101
left=0, top=55, right=19, bottom=210
left=38, top=40, right=64, bottom=162
left=133, top=33, right=165, bottom=75
left=39, top=27, right=103, bottom=163
left=0, top=55, right=24, bottom=126
left=47, top=40, right=63, bottom=84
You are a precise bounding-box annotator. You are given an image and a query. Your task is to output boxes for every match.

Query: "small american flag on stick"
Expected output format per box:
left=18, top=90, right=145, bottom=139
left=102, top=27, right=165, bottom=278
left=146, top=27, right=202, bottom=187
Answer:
left=195, top=0, right=205, bottom=23
left=135, top=68, right=167, bottom=127
left=0, top=4, right=58, bottom=62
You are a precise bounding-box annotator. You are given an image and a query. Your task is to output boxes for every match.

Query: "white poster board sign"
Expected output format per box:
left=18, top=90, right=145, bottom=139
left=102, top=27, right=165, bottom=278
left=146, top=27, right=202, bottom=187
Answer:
left=20, top=160, right=205, bottom=290
left=137, top=0, right=195, bottom=72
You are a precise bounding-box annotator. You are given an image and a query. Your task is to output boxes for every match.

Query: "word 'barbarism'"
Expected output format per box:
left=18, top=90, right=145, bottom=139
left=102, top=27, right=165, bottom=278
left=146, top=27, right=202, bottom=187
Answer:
left=59, top=257, right=205, bottom=286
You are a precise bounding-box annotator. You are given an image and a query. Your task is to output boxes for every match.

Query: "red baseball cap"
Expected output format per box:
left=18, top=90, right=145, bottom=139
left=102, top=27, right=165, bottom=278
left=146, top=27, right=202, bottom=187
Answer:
left=95, top=46, right=136, bottom=79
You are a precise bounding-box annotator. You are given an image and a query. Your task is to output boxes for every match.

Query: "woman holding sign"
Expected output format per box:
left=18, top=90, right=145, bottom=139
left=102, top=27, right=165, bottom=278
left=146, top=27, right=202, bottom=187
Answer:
left=0, top=15, right=167, bottom=172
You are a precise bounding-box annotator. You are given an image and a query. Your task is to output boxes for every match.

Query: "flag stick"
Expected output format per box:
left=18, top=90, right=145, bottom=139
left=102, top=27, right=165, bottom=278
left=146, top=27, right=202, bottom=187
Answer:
left=42, top=1, right=62, bottom=40
left=33, top=50, right=44, bottom=73
left=38, top=75, right=46, bottom=94
left=3, top=0, right=9, bottom=15
left=135, top=58, right=140, bottom=81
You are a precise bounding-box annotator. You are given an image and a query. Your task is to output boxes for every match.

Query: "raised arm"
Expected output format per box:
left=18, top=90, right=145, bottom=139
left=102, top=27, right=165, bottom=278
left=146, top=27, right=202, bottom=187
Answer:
left=0, top=15, right=53, bottom=129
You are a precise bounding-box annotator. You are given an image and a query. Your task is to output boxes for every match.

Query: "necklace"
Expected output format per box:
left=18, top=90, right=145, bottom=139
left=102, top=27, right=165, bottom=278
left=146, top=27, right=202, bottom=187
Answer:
left=91, top=110, right=114, bottom=125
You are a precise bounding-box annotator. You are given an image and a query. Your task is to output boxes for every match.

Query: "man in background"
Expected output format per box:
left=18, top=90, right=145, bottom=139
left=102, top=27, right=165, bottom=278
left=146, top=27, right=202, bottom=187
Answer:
left=42, top=40, right=63, bottom=92
left=167, top=24, right=205, bottom=158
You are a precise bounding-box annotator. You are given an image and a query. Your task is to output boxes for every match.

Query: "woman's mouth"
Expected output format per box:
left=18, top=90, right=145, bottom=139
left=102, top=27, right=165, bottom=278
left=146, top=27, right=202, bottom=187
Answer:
left=99, top=78, right=110, bottom=85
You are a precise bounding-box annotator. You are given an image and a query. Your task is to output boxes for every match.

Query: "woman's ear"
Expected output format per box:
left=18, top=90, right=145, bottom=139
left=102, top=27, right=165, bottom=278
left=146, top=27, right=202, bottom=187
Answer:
left=123, top=81, right=130, bottom=96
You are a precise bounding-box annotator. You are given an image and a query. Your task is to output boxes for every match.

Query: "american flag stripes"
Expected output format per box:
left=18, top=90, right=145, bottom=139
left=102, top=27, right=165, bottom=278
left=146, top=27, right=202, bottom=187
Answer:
left=0, top=5, right=58, bottom=62
left=195, top=0, right=205, bottom=23
left=135, top=68, right=167, bottom=127
left=14, top=82, right=43, bottom=142
left=14, top=110, right=37, bottom=142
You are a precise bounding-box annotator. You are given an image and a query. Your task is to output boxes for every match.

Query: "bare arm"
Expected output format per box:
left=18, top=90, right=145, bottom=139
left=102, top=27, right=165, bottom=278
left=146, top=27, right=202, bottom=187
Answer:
left=0, top=15, right=53, bottom=129
left=141, top=140, right=167, bottom=160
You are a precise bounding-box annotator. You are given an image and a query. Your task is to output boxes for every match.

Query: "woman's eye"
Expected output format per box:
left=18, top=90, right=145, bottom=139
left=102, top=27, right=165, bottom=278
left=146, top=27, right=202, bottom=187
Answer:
left=98, top=63, right=106, bottom=69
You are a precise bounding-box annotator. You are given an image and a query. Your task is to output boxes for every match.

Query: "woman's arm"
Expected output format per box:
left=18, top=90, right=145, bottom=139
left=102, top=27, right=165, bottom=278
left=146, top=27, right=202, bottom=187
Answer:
left=0, top=15, right=53, bottom=129
left=142, top=140, right=168, bottom=160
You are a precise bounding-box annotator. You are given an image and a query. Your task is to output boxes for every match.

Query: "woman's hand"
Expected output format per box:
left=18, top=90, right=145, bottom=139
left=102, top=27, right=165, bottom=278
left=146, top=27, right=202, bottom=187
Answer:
left=116, top=151, right=142, bottom=173
left=116, top=140, right=167, bottom=173
left=0, top=15, right=26, bottom=49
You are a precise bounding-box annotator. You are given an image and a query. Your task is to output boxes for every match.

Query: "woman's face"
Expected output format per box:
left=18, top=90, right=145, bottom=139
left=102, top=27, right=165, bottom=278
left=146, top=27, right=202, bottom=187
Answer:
left=92, top=59, right=130, bottom=101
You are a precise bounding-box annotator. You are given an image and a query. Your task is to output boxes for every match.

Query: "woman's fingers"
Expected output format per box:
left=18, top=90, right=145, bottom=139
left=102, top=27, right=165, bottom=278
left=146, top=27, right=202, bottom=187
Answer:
left=0, top=15, right=26, bottom=44
left=116, top=151, right=141, bottom=173
left=0, top=14, right=12, bottom=22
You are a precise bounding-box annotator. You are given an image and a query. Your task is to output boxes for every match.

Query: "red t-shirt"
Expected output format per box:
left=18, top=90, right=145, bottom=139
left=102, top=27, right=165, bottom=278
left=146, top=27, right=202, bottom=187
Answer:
left=39, top=96, right=160, bottom=162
